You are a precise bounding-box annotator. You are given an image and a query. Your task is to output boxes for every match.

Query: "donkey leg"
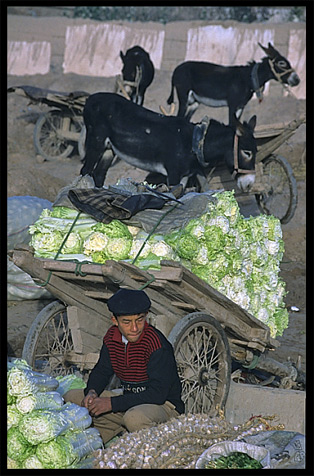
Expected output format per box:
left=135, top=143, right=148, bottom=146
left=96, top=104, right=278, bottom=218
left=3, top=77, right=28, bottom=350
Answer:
left=92, top=149, right=114, bottom=188
left=80, top=125, right=106, bottom=177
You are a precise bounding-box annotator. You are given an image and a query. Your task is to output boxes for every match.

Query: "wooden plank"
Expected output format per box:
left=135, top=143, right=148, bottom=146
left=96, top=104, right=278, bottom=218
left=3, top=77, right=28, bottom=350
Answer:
left=44, top=271, right=109, bottom=284
left=43, top=259, right=183, bottom=281
left=156, top=277, right=257, bottom=342
left=148, top=313, right=179, bottom=338
left=171, top=301, right=197, bottom=311
left=67, top=306, right=107, bottom=355
left=42, top=258, right=105, bottom=275
left=84, top=290, right=113, bottom=299
left=99, top=260, right=183, bottom=320
left=67, top=306, right=84, bottom=353
left=256, top=115, right=306, bottom=162
left=176, top=270, right=273, bottom=347
left=12, top=247, right=113, bottom=325
left=66, top=351, right=99, bottom=370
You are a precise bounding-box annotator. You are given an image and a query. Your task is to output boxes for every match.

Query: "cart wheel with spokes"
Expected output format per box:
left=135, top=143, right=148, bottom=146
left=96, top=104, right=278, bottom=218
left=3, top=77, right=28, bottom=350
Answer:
left=255, top=154, right=298, bottom=224
left=33, top=110, right=82, bottom=160
left=22, top=300, right=86, bottom=379
left=168, top=312, right=231, bottom=415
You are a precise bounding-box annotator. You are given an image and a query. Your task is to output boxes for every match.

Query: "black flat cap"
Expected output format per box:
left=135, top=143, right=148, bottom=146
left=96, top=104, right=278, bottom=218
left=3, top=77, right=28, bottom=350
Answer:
left=107, top=288, right=151, bottom=316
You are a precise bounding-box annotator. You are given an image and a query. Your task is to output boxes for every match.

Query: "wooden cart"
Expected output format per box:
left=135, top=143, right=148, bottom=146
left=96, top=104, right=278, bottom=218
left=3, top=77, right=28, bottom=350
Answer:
left=197, top=114, right=305, bottom=224
left=11, top=244, right=304, bottom=415
left=8, top=85, right=304, bottom=224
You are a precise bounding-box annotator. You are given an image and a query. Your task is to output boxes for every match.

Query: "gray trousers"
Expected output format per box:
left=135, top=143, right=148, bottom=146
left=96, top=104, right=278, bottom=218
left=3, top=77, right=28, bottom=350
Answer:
left=63, top=389, right=179, bottom=444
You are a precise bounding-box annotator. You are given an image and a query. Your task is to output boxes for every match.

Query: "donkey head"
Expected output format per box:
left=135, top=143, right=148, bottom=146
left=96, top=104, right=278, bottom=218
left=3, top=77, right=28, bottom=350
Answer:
left=258, top=42, right=300, bottom=87
left=231, top=115, right=257, bottom=192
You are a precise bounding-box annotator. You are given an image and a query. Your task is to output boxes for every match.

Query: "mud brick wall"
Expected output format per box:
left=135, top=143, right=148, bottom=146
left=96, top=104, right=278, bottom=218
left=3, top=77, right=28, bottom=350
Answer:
left=7, top=16, right=306, bottom=99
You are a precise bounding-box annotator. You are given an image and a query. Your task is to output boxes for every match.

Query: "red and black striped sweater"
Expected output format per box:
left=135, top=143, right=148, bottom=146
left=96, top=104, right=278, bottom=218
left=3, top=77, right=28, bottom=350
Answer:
left=85, top=322, right=184, bottom=414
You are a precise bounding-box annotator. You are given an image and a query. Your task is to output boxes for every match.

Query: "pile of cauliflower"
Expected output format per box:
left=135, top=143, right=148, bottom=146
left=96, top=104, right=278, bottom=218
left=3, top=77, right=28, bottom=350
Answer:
left=28, top=190, right=288, bottom=337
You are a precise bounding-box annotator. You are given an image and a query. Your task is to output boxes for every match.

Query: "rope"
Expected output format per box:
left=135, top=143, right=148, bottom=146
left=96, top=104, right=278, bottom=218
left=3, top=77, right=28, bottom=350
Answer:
left=131, top=203, right=179, bottom=266
left=36, top=211, right=82, bottom=287
left=74, top=261, right=90, bottom=276
left=242, top=354, right=260, bottom=370
left=132, top=203, right=180, bottom=290
left=268, top=58, right=297, bottom=99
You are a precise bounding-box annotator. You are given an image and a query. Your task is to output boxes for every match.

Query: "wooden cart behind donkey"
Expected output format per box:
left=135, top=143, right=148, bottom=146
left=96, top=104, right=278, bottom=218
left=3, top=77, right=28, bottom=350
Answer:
left=8, top=85, right=304, bottom=224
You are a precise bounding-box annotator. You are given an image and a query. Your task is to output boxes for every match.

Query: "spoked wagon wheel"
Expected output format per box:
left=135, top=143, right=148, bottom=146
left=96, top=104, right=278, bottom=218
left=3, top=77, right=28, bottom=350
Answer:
left=22, top=300, right=83, bottom=378
left=34, top=110, right=82, bottom=160
left=255, top=154, right=298, bottom=224
left=168, top=312, right=231, bottom=415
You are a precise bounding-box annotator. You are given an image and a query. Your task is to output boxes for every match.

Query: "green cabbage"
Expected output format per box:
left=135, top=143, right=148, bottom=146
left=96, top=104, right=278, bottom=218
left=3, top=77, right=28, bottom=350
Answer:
left=16, top=391, right=64, bottom=414
left=7, top=426, right=35, bottom=462
left=36, top=427, right=102, bottom=468
left=129, top=236, right=152, bottom=260
left=7, top=456, right=21, bottom=469
left=7, top=366, right=59, bottom=397
left=62, top=231, right=82, bottom=254
left=18, top=403, right=92, bottom=445
left=7, top=404, right=22, bottom=429
left=83, top=231, right=109, bottom=255
left=165, top=231, right=200, bottom=260
left=184, top=218, right=205, bottom=239
left=21, top=454, right=45, bottom=469
left=127, top=251, right=163, bottom=270
left=106, top=236, right=132, bottom=260
left=91, top=250, right=108, bottom=264
left=149, top=236, right=178, bottom=260
left=207, top=190, right=241, bottom=226
left=56, top=374, right=86, bottom=396
left=50, top=206, right=91, bottom=220
left=92, top=220, right=132, bottom=239
left=30, top=230, right=64, bottom=257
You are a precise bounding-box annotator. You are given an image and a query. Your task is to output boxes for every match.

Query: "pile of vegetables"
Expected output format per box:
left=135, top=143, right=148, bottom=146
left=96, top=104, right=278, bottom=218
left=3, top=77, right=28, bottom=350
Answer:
left=28, top=190, right=288, bottom=337
left=204, top=451, right=263, bottom=469
left=7, top=359, right=102, bottom=469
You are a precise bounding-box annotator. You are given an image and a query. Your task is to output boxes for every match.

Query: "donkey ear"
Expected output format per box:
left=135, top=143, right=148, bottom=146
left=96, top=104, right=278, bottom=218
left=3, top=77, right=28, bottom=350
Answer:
left=120, top=51, right=125, bottom=62
left=258, top=42, right=268, bottom=54
left=235, top=120, right=245, bottom=137
left=248, top=115, right=257, bottom=131
left=258, top=42, right=276, bottom=58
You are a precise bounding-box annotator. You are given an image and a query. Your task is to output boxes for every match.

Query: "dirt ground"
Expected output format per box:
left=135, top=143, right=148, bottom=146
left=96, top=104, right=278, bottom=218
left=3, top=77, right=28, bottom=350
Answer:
left=7, top=67, right=306, bottom=374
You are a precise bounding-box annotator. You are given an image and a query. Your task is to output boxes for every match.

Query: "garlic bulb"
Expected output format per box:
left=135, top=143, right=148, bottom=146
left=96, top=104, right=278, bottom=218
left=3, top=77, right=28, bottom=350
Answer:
left=93, top=412, right=276, bottom=469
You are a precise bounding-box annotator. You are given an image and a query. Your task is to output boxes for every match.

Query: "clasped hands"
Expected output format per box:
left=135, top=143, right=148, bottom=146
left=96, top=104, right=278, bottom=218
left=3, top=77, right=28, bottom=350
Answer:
left=82, top=389, right=112, bottom=416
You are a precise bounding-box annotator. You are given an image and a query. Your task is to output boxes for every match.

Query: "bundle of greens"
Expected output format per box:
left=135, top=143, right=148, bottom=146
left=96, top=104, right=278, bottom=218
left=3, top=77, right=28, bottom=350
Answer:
left=7, top=364, right=59, bottom=397
left=29, top=206, right=98, bottom=259
left=28, top=192, right=289, bottom=337
left=35, top=427, right=103, bottom=468
left=204, top=451, right=263, bottom=469
left=7, top=360, right=102, bottom=469
left=164, top=191, right=288, bottom=337
left=7, top=426, right=35, bottom=463
left=16, top=391, right=64, bottom=414
left=7, top=404, right=22, bottom=430
left=55, top=374, right=87, bottom=396
left=18, top=402, right=92, bottom=444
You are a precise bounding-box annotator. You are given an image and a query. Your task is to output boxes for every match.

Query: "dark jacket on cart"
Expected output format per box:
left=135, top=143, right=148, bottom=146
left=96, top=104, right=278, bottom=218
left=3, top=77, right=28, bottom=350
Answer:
left=84, top=321, right=185, bottom=414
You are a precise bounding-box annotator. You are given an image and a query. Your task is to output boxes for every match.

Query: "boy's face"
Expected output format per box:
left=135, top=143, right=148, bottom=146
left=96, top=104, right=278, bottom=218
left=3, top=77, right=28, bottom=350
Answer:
left=111, top=312, right=148, bottom=343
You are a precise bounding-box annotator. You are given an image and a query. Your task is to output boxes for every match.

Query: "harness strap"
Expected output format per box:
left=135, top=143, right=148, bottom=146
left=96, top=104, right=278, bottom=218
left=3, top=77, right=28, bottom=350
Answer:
left=268, top=58, right=297, bottom=98
left=268, top=57, right=295, bottom=83
left=122, top=66, right=142, bottom=99
left=231, top=134, right=256, bottom=179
